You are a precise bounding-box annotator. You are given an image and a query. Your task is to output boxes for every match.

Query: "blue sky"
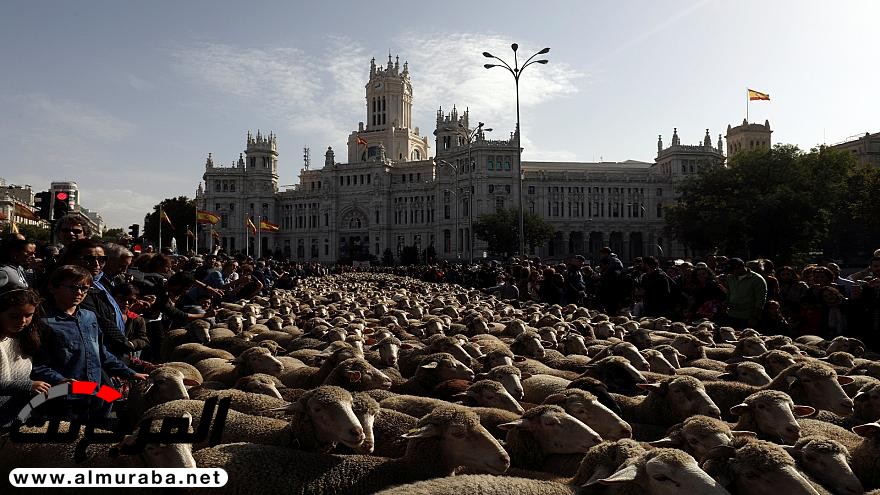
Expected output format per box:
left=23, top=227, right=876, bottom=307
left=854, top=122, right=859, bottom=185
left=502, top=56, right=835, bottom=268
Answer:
left=1, top=0, right=877, bottom=229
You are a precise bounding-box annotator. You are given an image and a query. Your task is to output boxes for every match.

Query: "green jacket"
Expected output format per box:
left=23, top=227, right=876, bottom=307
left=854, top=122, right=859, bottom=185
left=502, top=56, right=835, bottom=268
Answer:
left=723, top=269, right=768, bottom=320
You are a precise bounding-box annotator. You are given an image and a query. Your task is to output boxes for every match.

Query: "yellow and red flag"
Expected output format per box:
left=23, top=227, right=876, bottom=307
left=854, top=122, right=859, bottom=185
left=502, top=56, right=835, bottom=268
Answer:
left=747, top=89, right=770, bottom=101
left=211, top=229, right=220, bottom=240
left=259, top=219, right=280, bottom=232
left=246, top=217, right=257, bottom=234
left=356, top=135, right=368, bottom=146
left=160, top=209, right=174, bottom=228
left=196, top=209, right=220, bottom=225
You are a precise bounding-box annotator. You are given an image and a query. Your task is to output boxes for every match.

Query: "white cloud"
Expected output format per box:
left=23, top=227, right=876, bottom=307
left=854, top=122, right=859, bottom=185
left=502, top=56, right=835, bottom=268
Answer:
left=396, top=33, right=584, bottom=136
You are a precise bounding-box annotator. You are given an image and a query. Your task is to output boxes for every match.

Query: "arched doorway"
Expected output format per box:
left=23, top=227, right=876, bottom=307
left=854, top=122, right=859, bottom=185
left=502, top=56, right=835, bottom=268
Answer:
left=569, top=231, right=585, bottom=255
left=339, top=207, right=369, bottom=260
left=629, top=232, right=644, bottom=259
left=588, top=232, right=604, bottom=259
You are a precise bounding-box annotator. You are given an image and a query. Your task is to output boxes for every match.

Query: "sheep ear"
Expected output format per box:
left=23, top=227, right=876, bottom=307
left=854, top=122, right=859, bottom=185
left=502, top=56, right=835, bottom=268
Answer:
left=182, top=378, right=201, bottom=387
left=731, top=430, right=758, bottom=440
left=792, top=405, right=816, bottom=417
left=852, top=423, right=880, bottom=438
left=854, top=391, right=868, bottom=402
left=346, top=371, right=363, bottom=383
left=497, top=419, right=530, bottom=431
left=581, top=466, right=613, bottom=486
left=421, top=361, right=439, bottom=369
left=400, top=343, right=414, bottom=350
left=782, top=444, right=800, bottom=455
left=717, top=373, right=736, bottom=381
left=785, top=376, right=798, bottom=387
left=520, top=372, right=531, bottom=380
left=837, top=375, right=855, bottom=385
left=540, top=340, right=555, bottom=347
left=598, top=464, right=639, bottom=485
left=543, top=393, right=566, bottom=405
left=513, top=355, right=527, bottom=362
left=401, top=424, right=440, bottom=439
left=649, top=436, right=680, bottom=448
left=365, top=338, right=377, bottom=346
left=636, top=382, right=664, bottom=393
left=730, top=403, right=750, bottom=416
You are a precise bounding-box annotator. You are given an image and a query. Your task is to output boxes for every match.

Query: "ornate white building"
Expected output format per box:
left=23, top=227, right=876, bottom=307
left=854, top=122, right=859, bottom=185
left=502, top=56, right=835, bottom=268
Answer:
left=196, top=55, right=764, bottom=263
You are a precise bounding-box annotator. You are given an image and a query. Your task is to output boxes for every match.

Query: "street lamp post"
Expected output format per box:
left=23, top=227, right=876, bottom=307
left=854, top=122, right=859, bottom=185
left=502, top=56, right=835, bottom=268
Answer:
left=444, top=122, right=491, bottom=265
left=437, top=160, right=461, bottom=261
left=483, top=43, right=549, bottom=257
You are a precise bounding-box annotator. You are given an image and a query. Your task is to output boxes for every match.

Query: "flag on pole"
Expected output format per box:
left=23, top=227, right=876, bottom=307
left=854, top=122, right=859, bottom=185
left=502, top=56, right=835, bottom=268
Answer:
left=246, top=217, right=257, bottom=234
left=160, top=209, right=174, bottom=229
left=259, top=219, right=280, bottom=232
left=747, top=89, right=770, bottom=101
left=186, top=227, right=195, bottom=238
left=211, top=229, right=220, bottom=240
left=356, top=134, right=367, bottom=146
left=196, top=210, right=220, bottom=224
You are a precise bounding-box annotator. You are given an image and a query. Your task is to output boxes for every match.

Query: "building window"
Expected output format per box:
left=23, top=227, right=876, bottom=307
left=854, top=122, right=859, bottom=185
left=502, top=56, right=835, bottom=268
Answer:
left=249, top=157, right=256, bottom=168
left=496, top=197, right=505, bottom=212
left=529, top=201, right=535, bottom=215
left=229, top=203, right=235, bottom=211
left=220, top=213, right=228, bottom=228
left=340, top=177, right=344, bottom=186
left=443, top=230, right=451, bottom=253
left=528, top=185, right=535, bottom=195
left=504, top=156, right=511, bottom=170
left=215, top=181, right=221, bottom=192
left=656, top=203, right=663, bottom=218
left=444, top=205, right=450, bottom=219
left=229, top=182, right=235, bottom=192
left=656, top=188, right=663, bottom=197
left=488, top=157, right=494, bottom=170
left=324, top=239, right=329, bottom=256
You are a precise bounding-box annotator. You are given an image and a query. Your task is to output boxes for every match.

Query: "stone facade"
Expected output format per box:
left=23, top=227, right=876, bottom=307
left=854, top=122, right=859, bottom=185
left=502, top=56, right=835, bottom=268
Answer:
left=726, top=119, right=772, bottom=157
left=195, top=55, right=729, bottom=263
left=829, top=131, right=880, bottom=168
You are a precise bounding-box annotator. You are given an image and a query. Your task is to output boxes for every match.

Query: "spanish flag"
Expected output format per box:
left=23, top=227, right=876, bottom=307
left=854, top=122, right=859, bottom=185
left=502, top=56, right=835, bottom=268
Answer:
left=356, top=135, right=368, bottom=146
left=748, top=89, right=770, bottom=101
left=160, top=209, right=174, bottom=228
left=246, top=217, right=257, bottom=234
left=259, top=219, right=280, bottom=232
left=196, top=209, right=221, bottom=225
left=211, top=229, right=220, bottom=240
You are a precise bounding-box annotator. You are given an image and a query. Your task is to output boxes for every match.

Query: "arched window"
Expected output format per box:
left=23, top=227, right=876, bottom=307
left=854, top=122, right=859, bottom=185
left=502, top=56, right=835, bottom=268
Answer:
left=349, top=218, right=361, bottom=229
left=411, top=149, right=420, bottom=160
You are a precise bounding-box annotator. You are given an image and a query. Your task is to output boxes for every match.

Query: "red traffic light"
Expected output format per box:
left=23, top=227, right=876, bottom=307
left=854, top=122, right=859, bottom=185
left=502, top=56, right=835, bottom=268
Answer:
left=55, top=191, right=69, bottom=201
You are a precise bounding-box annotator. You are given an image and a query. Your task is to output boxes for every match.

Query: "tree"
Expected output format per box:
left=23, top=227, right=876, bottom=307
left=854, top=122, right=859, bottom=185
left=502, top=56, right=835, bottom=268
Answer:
left=400, top=245, right=420, bottom=265
left=382, top=248, right=395, bottom=266
left=473, top=208, right=554, bottom=257
left=665, top=145, right=858, bottom=263
left=101, top=228, right=128, bottom=244
left=143, top=196, right=196, bottom=252
left=5, top=223, right=51, bottom=244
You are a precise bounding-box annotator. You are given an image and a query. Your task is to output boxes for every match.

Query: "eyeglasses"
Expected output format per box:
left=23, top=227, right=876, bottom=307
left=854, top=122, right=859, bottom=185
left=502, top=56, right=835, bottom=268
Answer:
left=62, top=284, right=91, bottom=293
left=65, top=229, right=85, bottom=235
left=80, top=255, right=107, bottom=265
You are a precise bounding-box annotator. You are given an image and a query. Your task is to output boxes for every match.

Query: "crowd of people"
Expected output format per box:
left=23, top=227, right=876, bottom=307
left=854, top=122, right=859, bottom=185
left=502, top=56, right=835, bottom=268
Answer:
left=1, top=212, right=879, bottom=430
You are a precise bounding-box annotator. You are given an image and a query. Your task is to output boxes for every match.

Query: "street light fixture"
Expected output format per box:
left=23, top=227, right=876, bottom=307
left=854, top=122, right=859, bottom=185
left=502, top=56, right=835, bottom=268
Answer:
left=442, top=122, right=491, bottom=265
left=483, top=43, right=550, bottom=257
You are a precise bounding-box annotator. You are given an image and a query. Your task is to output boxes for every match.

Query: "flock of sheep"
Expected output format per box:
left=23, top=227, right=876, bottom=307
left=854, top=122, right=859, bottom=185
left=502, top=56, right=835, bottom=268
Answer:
left=3, top=272, right=880, bottom=494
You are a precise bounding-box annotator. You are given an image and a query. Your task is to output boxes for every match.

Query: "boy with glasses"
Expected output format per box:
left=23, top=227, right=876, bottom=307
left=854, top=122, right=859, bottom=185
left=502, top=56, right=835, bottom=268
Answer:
left=58, top=239, right=131, bottom=358
left=31, top=265, right=147, bottom=423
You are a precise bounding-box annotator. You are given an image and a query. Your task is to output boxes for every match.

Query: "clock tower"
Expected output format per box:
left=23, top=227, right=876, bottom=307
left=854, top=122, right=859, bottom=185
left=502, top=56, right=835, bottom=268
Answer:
left=347, top=54, right=429, bottom=163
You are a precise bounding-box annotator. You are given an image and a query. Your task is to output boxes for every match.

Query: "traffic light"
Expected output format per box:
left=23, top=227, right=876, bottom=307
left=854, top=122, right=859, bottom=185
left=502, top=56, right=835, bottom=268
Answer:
left=129, top=224, right=140, bottom=239
left=53, top=191, right=71, bottom=220
left=34, top=191, right=52, bottom=220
